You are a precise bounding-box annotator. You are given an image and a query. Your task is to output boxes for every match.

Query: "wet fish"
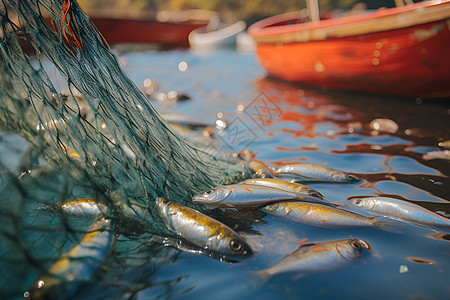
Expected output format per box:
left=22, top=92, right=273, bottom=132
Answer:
left=240, top=178, right=324, bottom=199
left=155, top=197, right=252, bottom=256
left=351, top=197, right=450, bottom=229
left=261, top=201, right=390, bottom=229
left=47, top=198, right=153, bottom=227
left=192, top=184, right=336, bottom=208
left=27, top=217, right=116, bottom=299
left=257, top=239, right=371, bottom=277
left=422, top=150, right=450, bottom=161
left=47, top=197, right=110, bottom=217
left=272, top=163, right=358, bottom=182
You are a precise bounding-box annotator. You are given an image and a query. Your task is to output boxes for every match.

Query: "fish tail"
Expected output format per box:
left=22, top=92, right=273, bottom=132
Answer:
left=38, top=203, right=58, bottom=214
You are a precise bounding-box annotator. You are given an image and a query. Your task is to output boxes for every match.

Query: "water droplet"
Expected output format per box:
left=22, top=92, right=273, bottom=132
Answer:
left=399, top=265, right=408, bottom=274
left=216, top=119, right=226, bottom=130
left=178, top=61, right=188, bottom=72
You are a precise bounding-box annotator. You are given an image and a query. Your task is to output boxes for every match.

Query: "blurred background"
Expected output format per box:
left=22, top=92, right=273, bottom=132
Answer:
left=77, top=0, right=399, bottom=23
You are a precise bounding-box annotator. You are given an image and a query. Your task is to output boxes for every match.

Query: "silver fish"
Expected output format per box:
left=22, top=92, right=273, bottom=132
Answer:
left=261, top=201, right=390, bottom=229
left=240, top=178, right=324, bottom=199
left=47, top=198, right=110, bottom=217
left=192, top=184, right=336, bottom=208
left=258, top=239, right=371, bottom=277
left=422, top=150, right=450, bottom=161
left=273, top=163, right=358, bottom=182
left=26, top=217, right=116, bottom=299
left=155, top=198, right=252, bottom=256
left=47, top=198, right=153, bottom=228
left=351, top=197, right=450, bottom=229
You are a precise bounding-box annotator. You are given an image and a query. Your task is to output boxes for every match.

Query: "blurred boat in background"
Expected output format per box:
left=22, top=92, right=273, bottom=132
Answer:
left=88, top=10, right=217, bottom=46
left=249, top=0, right=450, bottom=99
left=188, top=20, right=247, bottom=50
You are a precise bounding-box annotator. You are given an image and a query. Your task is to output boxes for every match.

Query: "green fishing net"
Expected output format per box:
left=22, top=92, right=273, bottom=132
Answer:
left=0, top=0, right=251, bottom=297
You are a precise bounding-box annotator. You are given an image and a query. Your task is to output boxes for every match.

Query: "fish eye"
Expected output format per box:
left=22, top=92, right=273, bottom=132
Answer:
left=266, top=203, right=278, bottom=210
left=205, top=189, right=214, bottom=195
left=351, top=242, right=361, bottom=249
left=162, top=198, right=170, bottom=205
left=353, top=199, right=361, bottom=205
left=230, top=240, right=243, bottom=252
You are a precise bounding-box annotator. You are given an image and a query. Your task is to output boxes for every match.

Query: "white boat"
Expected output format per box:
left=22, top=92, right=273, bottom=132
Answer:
left=188, top=20, right=247, bottom=50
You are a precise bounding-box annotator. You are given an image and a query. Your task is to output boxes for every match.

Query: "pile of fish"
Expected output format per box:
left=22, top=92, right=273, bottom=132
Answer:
left=26, top=153, right=450, bottom=298
left=25, top=103, right=450, bottom=297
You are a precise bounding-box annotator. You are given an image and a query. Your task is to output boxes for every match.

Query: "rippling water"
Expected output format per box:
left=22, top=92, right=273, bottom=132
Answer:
left=1, top=48, right=449, bottom=299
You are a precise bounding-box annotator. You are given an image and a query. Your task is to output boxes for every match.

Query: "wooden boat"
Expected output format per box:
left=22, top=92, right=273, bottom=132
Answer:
left=87, top=10, right=216, bottom=46
left=188, top=21, right=247, bottom=50
left=248, top=0, right=450, bottom=99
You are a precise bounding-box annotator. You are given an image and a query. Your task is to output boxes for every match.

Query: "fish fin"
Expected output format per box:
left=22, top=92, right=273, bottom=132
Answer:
left=435, top=210, right=450, bottom=218
left=295, top=242, right=318, bottom=248
left=373, top=220, right=404, bottom=234
left=336, top=203, right=350, bottom=207
left=292, top=273, right=307, bottom=281
left=37, top=204, right=54, bottom=213
left=249, top=269, right=271, bottom=287
left=296, top=238, right=309, bottom=244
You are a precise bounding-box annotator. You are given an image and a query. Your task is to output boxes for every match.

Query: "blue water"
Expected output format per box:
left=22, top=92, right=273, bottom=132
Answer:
left=1, top=48, right=449, bottom=299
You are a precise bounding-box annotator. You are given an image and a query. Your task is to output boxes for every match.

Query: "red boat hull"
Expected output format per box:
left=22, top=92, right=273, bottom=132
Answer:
left=90, top=17, right=208, bottom=46
left=249, top=1, right=450, bottom=98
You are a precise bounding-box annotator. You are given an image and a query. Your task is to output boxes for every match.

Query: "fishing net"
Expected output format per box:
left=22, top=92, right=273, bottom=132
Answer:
left=0, top=0, right=251, bottom=297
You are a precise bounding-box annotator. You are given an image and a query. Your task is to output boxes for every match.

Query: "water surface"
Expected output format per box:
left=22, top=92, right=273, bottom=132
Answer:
left=1, top=48, right=449, bottom=299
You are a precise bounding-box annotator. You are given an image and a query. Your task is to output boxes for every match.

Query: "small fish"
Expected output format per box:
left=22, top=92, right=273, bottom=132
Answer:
left=261, top=201, right=390, bottom=229
left=155, top=198, right=252, bottom=256
left=47, top=198, right=153, bottom=228
left=192, top=184, right=336, bottom=208
left=422, top=150, right=450, bottom=161
left=351, top=197, right=450, bottom=229
left=257, top=239, right=371, bottom=277
left=272, top=163, right=358, bottom=182
left=240, top=178, right=324, bottom=199
left=47, top=198, right=110, bottom=217
left=26, top=217, right=116, bottom=299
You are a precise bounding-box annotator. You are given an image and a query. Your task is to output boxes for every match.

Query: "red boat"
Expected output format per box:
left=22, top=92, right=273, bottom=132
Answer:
left=89, top=13, right=211, bottom=46
left=42, top=10, right=215, bottom=47
left=249, top=0, right=450, bottom=99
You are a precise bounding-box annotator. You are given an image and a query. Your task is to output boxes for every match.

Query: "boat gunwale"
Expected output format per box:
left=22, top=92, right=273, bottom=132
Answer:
left=249, top=0, right=450, bottom=43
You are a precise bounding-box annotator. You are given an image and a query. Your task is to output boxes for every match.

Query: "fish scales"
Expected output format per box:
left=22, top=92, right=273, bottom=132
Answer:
left=192, top=184, right=336, bottom=208
left=261, top=202, right=385, bottom=228
left=156, top=198, right=252, bottom=256
left=273, top=163, right=358, bottom=182
left=27, top=218, right=116, bottom=298
left=261, top=239, right=371, bottom=276
left=240, top=178, right=324, bottom=199
left=352, top=197, right=450, bottom=229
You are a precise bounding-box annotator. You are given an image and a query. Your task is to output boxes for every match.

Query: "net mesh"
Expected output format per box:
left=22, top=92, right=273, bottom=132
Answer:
left=0, top=0, right=251, bottom=297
